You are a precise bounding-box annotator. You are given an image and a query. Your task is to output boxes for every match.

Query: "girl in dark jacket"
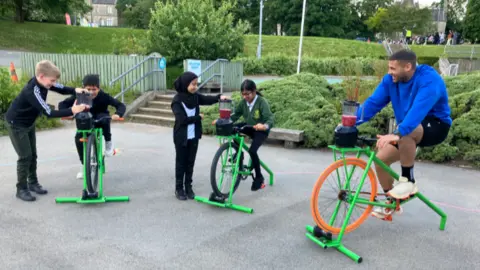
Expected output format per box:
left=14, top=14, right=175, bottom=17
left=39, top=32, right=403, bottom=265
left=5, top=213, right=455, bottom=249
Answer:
left=171, top=71, right=228, bottom=200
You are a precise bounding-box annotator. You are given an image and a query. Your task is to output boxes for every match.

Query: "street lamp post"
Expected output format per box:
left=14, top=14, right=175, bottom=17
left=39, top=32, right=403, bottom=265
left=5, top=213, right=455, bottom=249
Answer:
left=257, top=0, right=264, bottom=59
left=297, top=0, right=307, bottom=74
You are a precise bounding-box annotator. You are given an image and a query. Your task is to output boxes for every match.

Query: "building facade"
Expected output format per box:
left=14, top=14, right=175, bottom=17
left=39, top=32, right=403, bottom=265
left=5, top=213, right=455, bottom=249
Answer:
left=84, top=0, right=118, bottom=27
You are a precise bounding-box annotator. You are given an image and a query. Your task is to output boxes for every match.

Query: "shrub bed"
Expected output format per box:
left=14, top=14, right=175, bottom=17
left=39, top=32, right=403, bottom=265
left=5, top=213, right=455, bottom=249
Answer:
left=237, top=55, right=440, bottom=76
left=202, top=72, right=480, bottom=167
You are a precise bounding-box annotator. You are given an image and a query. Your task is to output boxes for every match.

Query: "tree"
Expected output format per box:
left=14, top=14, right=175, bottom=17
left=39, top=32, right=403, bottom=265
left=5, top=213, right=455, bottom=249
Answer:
left=432, top=0, right=467, bottom=33
left=464, top=0, right=480, bottom=43
left=148, top=0, right=249, bottom=64
left=1, top=0, right=91, bottom=23
left=116, top=0, right=156, bottom=29
left=365, top=4, right=433, bottom=37
left=264, top=0, right=354, bottom=37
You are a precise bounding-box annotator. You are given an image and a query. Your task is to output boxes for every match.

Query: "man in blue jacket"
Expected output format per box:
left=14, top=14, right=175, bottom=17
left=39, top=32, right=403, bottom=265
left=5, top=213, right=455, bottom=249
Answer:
left=355, top=50, right=452, bottom=220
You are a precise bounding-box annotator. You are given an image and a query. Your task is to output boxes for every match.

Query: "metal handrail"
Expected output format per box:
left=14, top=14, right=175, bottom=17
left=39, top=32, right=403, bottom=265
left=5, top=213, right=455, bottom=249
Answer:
left=109, top=52, right=165, bottom=102
left=196, top=58, right=228, bottom=93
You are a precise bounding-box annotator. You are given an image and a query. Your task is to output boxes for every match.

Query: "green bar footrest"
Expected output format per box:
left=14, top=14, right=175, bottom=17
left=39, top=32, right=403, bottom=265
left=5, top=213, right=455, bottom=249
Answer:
left=55, top=196, right=129, bottom=204
left=305, top=225, right=363, bottom=263
left=194, top=196, right=254, bottom=214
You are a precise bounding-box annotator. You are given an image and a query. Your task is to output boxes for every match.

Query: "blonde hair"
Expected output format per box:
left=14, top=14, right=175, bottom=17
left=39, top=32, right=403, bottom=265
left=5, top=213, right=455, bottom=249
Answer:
left=35, top=60, right=61, bottom=78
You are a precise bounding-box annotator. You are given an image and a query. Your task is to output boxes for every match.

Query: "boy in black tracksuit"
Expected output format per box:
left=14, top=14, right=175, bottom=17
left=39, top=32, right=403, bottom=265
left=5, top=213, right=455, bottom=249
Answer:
left=58, top=74, right=126, bottom=179
left=171, top=71, right=228, bottom=200
left=4, top=60, right=87, bottom=202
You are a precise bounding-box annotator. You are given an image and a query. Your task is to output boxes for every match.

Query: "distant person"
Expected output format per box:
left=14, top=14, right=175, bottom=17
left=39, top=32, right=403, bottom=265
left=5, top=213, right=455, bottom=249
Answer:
left=171, top=71, right=228, bottom=201
left=4, top=60, right=87, bottom=202
left=58, top=74, right=126, bottom=179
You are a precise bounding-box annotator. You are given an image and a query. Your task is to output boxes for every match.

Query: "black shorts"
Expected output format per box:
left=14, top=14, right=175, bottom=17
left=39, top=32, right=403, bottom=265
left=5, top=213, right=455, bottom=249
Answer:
left=395, top=116, right=450, bottom=148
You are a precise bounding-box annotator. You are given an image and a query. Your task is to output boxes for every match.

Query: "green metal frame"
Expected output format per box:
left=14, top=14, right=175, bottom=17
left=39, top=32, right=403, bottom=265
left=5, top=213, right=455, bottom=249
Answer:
left=195, top=133, right=274, bottom=213
left=55, top=126, right=129, bottom=204
left=305, top=144, right=447, bottom=263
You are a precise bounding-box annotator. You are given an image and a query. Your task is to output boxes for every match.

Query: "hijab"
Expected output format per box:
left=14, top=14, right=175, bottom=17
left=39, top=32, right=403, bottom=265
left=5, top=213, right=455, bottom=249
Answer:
left=174, top=71, right=198, bottom=109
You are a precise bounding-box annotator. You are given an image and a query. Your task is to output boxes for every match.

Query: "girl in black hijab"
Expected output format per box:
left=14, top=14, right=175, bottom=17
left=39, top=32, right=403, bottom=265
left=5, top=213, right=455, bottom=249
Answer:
left=171, top=71, right=228, bottom=200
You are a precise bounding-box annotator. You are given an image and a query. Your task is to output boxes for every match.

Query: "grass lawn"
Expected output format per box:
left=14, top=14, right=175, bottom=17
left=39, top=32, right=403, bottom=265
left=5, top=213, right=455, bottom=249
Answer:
left=1, top=20, right=446, bottom=59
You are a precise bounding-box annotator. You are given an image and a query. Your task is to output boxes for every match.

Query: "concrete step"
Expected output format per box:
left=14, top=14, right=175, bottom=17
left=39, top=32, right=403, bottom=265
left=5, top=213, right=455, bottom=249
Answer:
left=147, top=100, right=170, bottom=109
left=155, top=94, right=174, bottom=102
left=137, top=107, right=173, bottom=118
left=129, top=114, right=175, bottom=127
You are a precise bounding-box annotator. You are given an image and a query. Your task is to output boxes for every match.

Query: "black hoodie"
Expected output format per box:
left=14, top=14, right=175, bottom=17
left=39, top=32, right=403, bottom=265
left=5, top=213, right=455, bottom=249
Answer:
left=171, top=72, right=220, bottom=146
left=5, top=77, right=76, bottom=128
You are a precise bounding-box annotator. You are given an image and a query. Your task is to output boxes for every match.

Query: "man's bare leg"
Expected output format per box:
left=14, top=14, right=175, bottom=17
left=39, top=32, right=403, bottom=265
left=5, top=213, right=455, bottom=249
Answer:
left=387, top=124, right=423, bottom=199
left=375, top=144, right=400, bottom=192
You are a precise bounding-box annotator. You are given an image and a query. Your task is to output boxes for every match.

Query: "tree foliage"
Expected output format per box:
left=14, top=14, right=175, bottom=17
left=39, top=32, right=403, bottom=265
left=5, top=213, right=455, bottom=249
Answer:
left=365, top=3, right=433, bottom=36
left=147, top=0, right=249, bottom=64
left=464, top=0, right=480, bottom=43
left=1, top=0, right=91, bottom=23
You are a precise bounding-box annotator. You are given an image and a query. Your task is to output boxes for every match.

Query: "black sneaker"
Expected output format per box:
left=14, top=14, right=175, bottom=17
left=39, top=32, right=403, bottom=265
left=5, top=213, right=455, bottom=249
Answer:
left=16, top=189, right=36, bottom=202
left=28, top=182, right=48, bottom=195
left=175, top=189, right=187, bottom=200
left=185, top=187, right=195, bottom=200
left=251, top=175, right=265, bottom=191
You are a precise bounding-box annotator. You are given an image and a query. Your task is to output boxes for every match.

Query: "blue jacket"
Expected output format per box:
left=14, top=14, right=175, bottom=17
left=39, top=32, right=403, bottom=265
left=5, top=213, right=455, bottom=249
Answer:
left=355, top=64, right=452, bottom=136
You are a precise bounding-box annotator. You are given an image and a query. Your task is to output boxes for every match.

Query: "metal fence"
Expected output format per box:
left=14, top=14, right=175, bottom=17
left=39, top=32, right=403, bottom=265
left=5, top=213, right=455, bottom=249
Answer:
left=20, top=52, right=167, bottom=92
left=183, top=59, right=243, bottom=91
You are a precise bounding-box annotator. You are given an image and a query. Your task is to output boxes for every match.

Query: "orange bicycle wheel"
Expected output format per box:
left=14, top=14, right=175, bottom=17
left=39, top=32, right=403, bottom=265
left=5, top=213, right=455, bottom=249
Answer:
left=310, top=158, right=377, bottom=235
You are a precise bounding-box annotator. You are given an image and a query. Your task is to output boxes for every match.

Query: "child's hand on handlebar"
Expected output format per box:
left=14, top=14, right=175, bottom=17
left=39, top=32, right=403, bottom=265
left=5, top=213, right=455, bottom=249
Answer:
left=200, top=113, right=204, bottom=120
left=219, top=95, right=229, bottom=101
left=212, top=119, right=217, bottom=125
left=71, top=104, right=86, bottom=114
left=112, top=114, right=120, bottom=120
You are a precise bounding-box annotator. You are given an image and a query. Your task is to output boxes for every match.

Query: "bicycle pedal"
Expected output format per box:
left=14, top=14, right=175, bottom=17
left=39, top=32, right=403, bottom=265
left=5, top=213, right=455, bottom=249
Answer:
left=382, top=215, right=393, bottom=222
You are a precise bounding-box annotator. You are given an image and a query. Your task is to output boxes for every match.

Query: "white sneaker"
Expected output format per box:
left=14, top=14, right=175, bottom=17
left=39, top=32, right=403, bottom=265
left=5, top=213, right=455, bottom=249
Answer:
left=105, top=141, right=114, bottom=157
left=387, top=176, right=418, bottom=199
left=371, top=199, right=403, bottom=221
left=77, top=166, right=83, bottom=179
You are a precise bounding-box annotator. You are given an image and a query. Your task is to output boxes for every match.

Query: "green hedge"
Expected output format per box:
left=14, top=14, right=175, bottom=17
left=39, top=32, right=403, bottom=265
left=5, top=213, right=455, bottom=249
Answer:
left=236, top=55, right=387, bottom=76
left=202, top=72, right=480, bottom=167
left=237, top=55, right=440, bottom=76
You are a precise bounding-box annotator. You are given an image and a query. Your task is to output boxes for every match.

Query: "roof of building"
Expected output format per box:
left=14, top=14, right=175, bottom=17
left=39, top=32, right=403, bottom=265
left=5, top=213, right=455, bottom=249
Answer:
left=92, top=0, right=116, bottom=4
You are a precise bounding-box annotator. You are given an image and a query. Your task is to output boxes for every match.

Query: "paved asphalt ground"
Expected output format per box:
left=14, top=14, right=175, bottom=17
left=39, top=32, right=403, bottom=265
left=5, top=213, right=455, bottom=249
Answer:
left=1, top=122, right=479, bottom=270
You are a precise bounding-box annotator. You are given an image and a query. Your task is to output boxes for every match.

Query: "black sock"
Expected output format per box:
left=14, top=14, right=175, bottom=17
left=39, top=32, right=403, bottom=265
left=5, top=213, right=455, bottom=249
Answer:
left=383, top=189, right=390, bottom=194
left=401, top=165, right=415, bottom=183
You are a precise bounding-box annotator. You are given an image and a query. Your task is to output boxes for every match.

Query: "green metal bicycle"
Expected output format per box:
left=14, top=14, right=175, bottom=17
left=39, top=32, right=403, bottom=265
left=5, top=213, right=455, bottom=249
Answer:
left=305, top=135, right=447, bottom=263
left=194, top=124, right=274, bottom=213
left=55, top=92, right=129, bottom=204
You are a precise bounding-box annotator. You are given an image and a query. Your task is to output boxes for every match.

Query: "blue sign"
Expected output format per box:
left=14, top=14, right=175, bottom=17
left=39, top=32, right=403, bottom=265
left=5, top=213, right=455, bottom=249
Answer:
left=158, top=57, right=166, bottom=70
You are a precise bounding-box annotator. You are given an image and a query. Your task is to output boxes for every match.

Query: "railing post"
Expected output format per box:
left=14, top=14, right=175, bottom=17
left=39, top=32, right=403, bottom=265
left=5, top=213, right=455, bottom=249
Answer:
left=220, top=61, right=224, bottom=94
left=121, top=80, right=125, bottom=103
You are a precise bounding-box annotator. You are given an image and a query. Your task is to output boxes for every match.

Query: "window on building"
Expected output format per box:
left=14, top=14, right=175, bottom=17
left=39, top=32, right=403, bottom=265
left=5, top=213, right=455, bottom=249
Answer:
left=108, top=6, right=112, bottom=14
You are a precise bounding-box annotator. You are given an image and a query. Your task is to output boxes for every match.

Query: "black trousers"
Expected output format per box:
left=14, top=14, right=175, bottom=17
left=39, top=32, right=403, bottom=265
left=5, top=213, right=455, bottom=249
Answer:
left=235, top=123, right=268, bottom=179
left=6, top=121, right=38, bottom=190
left=75, top=118, right=111, bottom=164
left=174, top=138, right=199, bottom=191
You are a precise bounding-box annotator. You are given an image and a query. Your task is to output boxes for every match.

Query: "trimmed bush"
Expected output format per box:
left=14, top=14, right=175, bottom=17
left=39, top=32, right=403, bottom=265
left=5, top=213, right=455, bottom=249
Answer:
left=236, top=55, right=388, bottom=76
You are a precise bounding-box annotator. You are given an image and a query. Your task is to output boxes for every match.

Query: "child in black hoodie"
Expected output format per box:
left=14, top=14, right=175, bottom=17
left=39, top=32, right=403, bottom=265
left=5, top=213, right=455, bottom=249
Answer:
left=171, top=71, right=228, bottom=200
left=59, top=74, right=126, bottom=179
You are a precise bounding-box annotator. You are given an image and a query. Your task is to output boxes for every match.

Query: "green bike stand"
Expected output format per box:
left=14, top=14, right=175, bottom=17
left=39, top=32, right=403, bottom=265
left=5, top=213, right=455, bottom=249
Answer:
left=305, top=192, right=447, bottom=263
left=195, top=159, right=274, bottom=214
left=55, top=129, right=129, bottom=205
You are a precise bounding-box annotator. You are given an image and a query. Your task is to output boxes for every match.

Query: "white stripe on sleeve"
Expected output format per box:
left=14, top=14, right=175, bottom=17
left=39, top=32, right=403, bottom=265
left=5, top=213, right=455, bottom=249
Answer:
left=34, top=86, right=51, bottom=115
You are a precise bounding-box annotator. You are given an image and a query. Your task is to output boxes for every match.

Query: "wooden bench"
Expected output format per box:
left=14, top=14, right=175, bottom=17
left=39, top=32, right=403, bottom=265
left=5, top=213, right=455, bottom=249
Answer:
left=268, top=128, right=305, bottom=149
